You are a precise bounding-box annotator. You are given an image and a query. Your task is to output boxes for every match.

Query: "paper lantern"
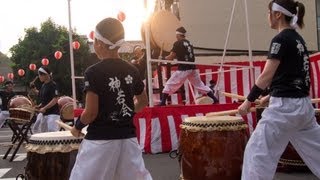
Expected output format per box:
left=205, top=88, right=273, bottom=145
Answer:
left=18, top=69, right=25, bottom=77
left=7, top=73, right=14, bottom=80
left=54, top=51, right=63, bottom=60
left=42, top=58, right=49, bottom=66
left=72, top=41, right=80, bottom=50
left=29, top=63, right=37, bottom=71
left=117, top=11, right=126, bottom=22
left=89, top=31, right=95, bottom=40
left=0, top=76, right=4, bottom=83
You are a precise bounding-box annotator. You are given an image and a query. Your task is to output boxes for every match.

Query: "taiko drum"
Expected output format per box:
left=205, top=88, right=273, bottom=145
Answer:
left=179, top=116, right=248, bottom=180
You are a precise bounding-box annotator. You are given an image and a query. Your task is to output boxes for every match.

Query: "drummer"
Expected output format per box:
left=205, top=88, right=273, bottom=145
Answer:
left=0, top=81, right=16, bottom=128
left=158, top=26, right=218, bottom=106
left=131, top=45, right=147, bottom=81
left=69, top=17, right=152, bottom=180
left=31, top=66, right=60, bottom=133
left=238, top=0, right=320, bottom=179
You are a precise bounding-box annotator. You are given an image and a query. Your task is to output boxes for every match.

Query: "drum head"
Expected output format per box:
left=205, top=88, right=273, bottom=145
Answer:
left=60, top=102, right=74, bottom=120
left=141, top=22, right=157, bottom=49
left=195, top=96, right=213, bottom=105
left=150, top=10, right=181, bottom=52
left=58, top=96, right=74, bottom=110
left=9, top=95, right=32, bottom=109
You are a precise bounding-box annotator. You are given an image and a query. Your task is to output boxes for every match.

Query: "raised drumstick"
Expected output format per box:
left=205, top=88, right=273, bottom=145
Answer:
left=221, top=92, right=261, bottom=104
left=206, top=107, right=256, bottom=117
left=56, top=120, right=73, bottom=131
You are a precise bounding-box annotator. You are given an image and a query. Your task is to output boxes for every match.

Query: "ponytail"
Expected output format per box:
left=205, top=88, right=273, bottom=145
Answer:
left=295, top=1, right=305, bottom=29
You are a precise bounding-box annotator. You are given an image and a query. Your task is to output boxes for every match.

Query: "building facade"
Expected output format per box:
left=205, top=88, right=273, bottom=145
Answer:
left=177, top=0, right=319, bottom=51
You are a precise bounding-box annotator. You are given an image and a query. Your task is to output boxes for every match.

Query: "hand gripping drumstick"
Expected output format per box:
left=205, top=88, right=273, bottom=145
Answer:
left=221, top=92, right=261, bottom=104
left=222, top=92, right=320, bottom=104
left=56, top=120, right=72, bottom=131
left=56, top=120, right=85, bottom=136
left=206, top=107, right=256, bottom=117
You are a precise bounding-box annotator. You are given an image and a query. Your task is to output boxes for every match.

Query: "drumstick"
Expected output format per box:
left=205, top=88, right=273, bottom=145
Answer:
left=56, top=120, right=73, bottom=131
left=206, top=107, right=256, bottom=117
left=311, top=99, right=320, bottom=104
left=221, top=92, right=261, bottom=104
left=56, top=120, right=85, bottom=137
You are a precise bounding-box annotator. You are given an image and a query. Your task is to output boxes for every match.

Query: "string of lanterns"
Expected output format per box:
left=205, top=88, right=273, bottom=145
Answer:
left=0, top=11, right=126, bottom=84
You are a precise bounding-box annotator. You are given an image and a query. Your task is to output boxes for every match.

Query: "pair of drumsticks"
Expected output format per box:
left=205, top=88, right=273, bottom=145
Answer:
left=206, top=92, right=320, bottom=117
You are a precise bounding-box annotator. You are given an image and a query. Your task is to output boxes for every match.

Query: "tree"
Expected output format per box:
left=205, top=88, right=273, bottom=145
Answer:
left=9, top=18, right=91, bottom=101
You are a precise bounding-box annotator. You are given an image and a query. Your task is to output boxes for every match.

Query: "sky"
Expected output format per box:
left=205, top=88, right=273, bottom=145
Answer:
left=0, top=0, right=154, bottom=55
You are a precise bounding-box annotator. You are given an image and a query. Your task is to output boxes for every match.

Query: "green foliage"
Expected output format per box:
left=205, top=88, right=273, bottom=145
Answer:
left=9, top=18, right=91, bottom=100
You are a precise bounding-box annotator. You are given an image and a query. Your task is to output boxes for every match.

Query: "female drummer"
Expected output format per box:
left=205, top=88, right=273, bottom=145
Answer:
left=31, top=66, right=60, bottom=133
left=238, top=0, right=320, bottom=179
left=69, top=18, right=152, bottom=180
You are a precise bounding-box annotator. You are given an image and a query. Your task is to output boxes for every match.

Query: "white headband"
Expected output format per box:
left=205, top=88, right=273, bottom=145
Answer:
left=94, top=29, right=125, bottom=49
left=38, top=67, right=49, bottom=75
left=272, top=3, right=298, bottom=29
left=176, top=31, right=185, bottom=36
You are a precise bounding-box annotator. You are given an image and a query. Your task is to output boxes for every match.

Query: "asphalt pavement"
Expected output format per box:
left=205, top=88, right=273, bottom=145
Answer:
left=0, top=127, right=318, bottom=180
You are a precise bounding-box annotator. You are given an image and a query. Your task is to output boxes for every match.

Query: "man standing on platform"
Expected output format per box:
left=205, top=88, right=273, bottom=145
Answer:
left=158, top=26, right=218, bottom=106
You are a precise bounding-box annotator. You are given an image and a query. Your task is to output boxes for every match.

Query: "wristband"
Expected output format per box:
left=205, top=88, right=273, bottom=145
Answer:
left=247, top=84, right=264, bottom=102
left=75, top=116, right=86, bottom=130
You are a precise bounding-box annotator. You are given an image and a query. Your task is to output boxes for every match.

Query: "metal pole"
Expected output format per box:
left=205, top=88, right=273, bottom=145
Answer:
left=145, top=19, right=154, bottom=107
left=244, top=0, right=255, bottom=86
left=67, top=0, right=77, bottom=107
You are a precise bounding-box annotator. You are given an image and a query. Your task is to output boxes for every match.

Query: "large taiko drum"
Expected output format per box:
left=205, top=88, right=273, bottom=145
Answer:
left=58, top=96, right=74, bottom=122
left=25, top=131, right=83, bottom=180
left=255, top=107, right=320, bottom=172
left=179, top=116, right=248, bottom=180
left=8, top=95, right=34, bottom=124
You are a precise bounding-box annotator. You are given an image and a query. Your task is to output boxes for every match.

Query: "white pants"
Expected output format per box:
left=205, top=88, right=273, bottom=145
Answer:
left=0, top=111, right=9, bottom=128
left=162, top=69, right=212, bottom=95
left=70, top=138, right=152, bottom=180
left=32, top=113, right=60, bottom=133
left=242, top=97, right=320, bottom=180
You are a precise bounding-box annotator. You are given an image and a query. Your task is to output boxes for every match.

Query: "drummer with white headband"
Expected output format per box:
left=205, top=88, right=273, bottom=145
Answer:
left=238, top=0, right=320, bottom=179
left=32, top=66, right=60, bottom=133
left=70, top=17, right=152, bottom=180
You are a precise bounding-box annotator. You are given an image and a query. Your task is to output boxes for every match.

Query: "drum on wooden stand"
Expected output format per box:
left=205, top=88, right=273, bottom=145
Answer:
left=179, top=116, right=248, bottom=180
left=58, top=96, right=74, bottom=122
left=25, top=131, right=82, bottom=180
left=255, top=107, right=320, bottom=172
left=8, top=95, right=35, bottom=124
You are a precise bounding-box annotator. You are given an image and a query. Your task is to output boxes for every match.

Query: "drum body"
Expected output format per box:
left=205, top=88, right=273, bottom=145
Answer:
left=25, top=131, right=82, bottom=180
left=255, top=107, right=320, bottom=172
left=8, top=96, right=34, bottom=124
left=58, top=96, right=74, bottom=121
left=179, top=116, right=248, bottom=180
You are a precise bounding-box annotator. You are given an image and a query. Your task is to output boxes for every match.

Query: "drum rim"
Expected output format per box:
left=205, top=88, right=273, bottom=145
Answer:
left=181, top=116, right=247, bottom=131
left=29, top=131, right=82, bottom=141
left=9, top=107, right=34, bottom=113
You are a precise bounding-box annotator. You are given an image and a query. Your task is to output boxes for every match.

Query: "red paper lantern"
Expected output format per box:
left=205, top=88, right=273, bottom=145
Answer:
left=54, top=51, right=63, bottom=60
left=0, top=76, right=4, bottom=83
left=117, top=11, right=126, bottom=22
left=42, top=58, right=49, bottom=66
left=7, top=73, right=14, bottom=80
left=72, top=41, right=80, bottom=50
left=18, top=69, right=25, bottom=77
left=89, top=31, right=95, bottom=40
left=29, top=63, right=37, bottom=71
